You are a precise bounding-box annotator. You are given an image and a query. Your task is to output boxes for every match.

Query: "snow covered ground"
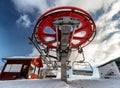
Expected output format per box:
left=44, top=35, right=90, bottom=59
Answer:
left=0, top=79, right=120, bottom=88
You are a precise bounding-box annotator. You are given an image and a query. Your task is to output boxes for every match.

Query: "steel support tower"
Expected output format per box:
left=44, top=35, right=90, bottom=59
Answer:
left=29, top=6, right=96, bottom=82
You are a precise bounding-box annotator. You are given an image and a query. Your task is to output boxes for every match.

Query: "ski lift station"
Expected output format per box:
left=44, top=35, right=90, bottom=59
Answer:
left=0, top=6, right=119, bottom=82
left=0, top=57, right=43, bottom=80
left=98, top=57, right=120, bottom=79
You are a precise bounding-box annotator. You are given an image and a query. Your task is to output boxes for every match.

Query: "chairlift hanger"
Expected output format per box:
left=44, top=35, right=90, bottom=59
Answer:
left=72, top=47, right=93, bottom=76
left=72, top=61, right=93, bottom=76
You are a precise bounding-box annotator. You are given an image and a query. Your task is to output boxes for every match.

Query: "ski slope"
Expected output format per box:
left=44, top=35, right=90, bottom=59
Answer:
left=0, top=79, right=120, bottom=88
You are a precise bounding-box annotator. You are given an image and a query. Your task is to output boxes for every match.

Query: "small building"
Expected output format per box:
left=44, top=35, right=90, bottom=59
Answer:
left=98, top=57, right=120, bottom=79
left=0, top=57, right=43, bottom=80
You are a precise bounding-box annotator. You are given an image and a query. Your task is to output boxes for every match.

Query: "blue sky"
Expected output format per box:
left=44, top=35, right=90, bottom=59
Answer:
left=0, top=0, right=35, bottom=61
left=0, top=0, right=120, bottom=66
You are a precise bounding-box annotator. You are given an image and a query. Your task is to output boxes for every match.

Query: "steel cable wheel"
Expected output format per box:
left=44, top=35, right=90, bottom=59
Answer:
left=34, top=6, right=96, bottom=48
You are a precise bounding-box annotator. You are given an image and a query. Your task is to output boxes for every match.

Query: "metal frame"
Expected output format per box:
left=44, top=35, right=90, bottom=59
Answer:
left=72, top=61, right=93, bottom=76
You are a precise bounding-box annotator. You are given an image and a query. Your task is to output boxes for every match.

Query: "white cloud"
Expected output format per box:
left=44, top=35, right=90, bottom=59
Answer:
left=16, top=14, right=31, bottom=28
left=84, top=0, right=120, bottom=66
left=12, top=0, right=116, bottom=14
left=95, top=0, right=120, bottom=42
left=28, top=48, right=40, bottom=57
left=55, top=0, right=104, bottom=12
left=12, top=0, right=53, bottom=13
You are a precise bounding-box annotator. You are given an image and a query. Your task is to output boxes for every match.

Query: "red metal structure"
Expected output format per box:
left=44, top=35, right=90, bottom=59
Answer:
left=33, top=6, right=96, bottom=48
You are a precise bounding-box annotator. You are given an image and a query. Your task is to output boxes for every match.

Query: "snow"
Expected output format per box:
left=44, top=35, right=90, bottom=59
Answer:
left=0, top=79, right=120, bottom=88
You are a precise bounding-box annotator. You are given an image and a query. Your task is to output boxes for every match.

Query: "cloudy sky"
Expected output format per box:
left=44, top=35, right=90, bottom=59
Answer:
left=0, top=0, right=120, bottom=66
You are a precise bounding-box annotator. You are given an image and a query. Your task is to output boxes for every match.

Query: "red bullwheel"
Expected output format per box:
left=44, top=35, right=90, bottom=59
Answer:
left=34, top=6, right=96, bottom=48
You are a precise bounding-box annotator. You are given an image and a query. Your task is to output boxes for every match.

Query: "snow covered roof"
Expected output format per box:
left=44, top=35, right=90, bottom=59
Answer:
left=2, top=56, right=40, bottom=60
left=98, top=57, right=120, bottom=68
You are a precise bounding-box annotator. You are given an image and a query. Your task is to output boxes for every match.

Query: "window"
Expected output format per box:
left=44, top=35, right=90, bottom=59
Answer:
left=35, top=67, right=39, bottom=75
left=30, top=64, right=35, bottom=73
left=4, top=64, right=22, bottom=72
left=4, top=64, right=11, bottom=72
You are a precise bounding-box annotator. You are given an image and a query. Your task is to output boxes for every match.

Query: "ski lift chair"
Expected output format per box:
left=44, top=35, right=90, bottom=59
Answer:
left=45, top=63, right=57, bottom=78
left=45, top=70, right=57, bottom=78
left=71, top=61, right=93, bottom=76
